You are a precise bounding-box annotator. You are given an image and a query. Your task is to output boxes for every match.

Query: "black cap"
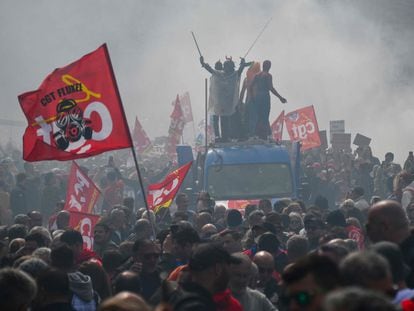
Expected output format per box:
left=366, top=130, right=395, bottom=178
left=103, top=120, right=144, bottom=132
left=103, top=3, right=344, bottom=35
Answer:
left=189, top=243, right=241, bottom=271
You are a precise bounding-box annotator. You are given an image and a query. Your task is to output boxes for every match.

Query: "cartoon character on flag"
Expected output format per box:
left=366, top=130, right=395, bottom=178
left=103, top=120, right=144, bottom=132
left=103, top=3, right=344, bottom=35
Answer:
left=147, top=161, right=192, bottom=213
left=18, top=44, right=132, bottom=162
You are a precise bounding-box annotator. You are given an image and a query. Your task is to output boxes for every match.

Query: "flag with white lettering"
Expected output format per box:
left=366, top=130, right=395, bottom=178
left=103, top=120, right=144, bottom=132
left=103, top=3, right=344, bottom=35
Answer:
left=271, top=110, right=284, bottom=141
left=147, top=161, right=192, bottom=212
left=64, top=161, right=100, bottom=214
left=18, top=44, right=132, bottom=161
left=69, top=210, right=100, bottom=250
left=285, top=105, right=321, bottom=151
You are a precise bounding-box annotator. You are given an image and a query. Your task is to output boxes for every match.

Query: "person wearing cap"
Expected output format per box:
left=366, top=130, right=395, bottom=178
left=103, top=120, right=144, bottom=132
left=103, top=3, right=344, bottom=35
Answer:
left=171, top=243, right=242, bottom=311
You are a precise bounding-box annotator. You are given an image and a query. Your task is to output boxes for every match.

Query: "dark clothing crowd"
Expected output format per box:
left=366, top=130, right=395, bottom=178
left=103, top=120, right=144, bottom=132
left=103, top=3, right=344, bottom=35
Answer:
left=2, top=142, right=414, bottom=311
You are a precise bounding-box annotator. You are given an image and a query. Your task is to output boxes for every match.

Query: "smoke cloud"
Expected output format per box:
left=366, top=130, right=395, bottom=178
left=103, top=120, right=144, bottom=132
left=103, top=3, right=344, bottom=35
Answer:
left=0, top=0, right=413, bottom=162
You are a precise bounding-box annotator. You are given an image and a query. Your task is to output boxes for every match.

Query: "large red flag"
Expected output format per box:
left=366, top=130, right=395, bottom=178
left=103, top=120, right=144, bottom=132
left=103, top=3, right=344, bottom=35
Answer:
left=132, top=117, right=152, bottom=153
left=179, top=92, right=194, bottom=123
left=285, top=106, right=321, bottom=151
left=69, top=211, right=100, bottom=250
left=147, top=161, right=192, bottom=212
left=64, top=161, right=100, bottom=214
left=271, top=110, right=285, bottom=141
left=18, top=44, right=132, bottom=162
left=166, top=95, right=185, bottom=157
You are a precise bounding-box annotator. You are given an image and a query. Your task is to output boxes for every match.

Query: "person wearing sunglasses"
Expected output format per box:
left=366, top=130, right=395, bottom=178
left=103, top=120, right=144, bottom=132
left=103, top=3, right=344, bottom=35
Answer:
left=281, top=254, right=340, bottom=311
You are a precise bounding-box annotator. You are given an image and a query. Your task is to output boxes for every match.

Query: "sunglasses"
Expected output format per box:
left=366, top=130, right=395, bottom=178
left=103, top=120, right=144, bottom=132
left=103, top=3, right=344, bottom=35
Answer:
left=281, top=291, right=316, bottom=307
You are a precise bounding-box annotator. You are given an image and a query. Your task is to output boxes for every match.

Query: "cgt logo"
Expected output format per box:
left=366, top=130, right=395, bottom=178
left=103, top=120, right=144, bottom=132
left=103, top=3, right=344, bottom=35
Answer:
left=291, top=121, right=316, bottom=140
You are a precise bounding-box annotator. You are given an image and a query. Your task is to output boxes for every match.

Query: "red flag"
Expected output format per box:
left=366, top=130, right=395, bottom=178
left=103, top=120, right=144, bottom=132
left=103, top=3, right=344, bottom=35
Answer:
left=64, top=161, right=100, bottom=214
left=271, top=110, right=285, bottom=141
left=69, top=211, right=100, bottom=250
left=285, top=106, right=321, bottom=151
left=132, top=117, right=152, bottom=153
left=179, top=92, right=193, bottom=123
left=18, top=44, right=132, bottom=162
left=166, top=95, right=185, bottom=157
left=147, top=161, right=192, bottom=212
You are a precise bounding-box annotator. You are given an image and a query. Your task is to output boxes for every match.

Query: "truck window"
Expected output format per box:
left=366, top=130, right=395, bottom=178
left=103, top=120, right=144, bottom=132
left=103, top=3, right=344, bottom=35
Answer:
left=207, top=163, right=293, bottom=200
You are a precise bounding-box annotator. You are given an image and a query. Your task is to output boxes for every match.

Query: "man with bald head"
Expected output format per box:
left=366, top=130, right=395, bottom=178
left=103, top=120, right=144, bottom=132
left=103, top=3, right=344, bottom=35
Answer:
left=230, top=252, right=276, bottom=310
left=367, top=200, right=414, bottom=287
left=253, top=251, right=280, bottom=305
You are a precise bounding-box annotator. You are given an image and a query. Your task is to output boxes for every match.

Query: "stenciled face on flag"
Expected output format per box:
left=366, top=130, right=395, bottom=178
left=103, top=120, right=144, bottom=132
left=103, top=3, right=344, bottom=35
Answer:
left=18, top=44, right=131, bottom=162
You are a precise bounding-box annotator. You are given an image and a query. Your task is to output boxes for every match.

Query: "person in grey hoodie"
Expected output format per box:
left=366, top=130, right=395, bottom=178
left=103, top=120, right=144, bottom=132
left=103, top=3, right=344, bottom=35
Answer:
left=51, top=244, right=97, bottom=311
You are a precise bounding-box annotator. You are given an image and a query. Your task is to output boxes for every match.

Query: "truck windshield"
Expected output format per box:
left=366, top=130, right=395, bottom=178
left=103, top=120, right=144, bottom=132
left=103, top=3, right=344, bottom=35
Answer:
left=207, top=163, right=293, bottom=200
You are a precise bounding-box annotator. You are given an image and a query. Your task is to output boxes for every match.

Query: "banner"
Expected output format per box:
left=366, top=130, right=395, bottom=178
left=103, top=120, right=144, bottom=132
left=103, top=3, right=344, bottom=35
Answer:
left=147, top=161, right=192, bottom=212
left=271, top=110, right=284, bottom=141
left=69, top=210, right=100, bottom=250
left=64, top=161, right=100, bottom=214
left=179, top=92, right=193, bottom=123
left=166, top=95, right=185, bottom=157
left=285, top=106, right=321, bottom=151
left=19, top=44, right=132, bottom=162
left=132, top=116, right=152, bottom=153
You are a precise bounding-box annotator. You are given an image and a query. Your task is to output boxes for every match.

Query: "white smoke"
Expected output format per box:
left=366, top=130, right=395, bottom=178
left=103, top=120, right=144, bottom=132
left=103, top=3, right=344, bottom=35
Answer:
left=0, top=0, right=413, bottom=163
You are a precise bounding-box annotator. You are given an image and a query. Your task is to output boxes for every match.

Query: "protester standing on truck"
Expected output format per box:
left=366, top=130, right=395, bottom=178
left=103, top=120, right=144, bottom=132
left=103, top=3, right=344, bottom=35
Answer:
left=250, top=60, right=287, bottom=140
left=240, top=62, right=261, bottom=138
left=200, top=56, right=248, bottom=142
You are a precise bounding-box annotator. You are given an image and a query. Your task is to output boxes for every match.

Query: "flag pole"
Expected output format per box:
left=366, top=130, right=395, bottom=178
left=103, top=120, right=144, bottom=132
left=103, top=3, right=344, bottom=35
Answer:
left=204, top=78, right=208, bottom=156
left=103, top=44, right=157, bottom=239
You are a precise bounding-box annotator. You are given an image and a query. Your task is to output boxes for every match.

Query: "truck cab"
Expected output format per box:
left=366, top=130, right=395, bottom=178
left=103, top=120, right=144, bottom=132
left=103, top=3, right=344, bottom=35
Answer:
left=200, top=141, right=299, bottom=209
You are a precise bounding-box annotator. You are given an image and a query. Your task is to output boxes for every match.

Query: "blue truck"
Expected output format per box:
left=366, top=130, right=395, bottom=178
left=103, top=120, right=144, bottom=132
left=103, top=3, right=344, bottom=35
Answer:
left=178, top=140, right=301, bottom=210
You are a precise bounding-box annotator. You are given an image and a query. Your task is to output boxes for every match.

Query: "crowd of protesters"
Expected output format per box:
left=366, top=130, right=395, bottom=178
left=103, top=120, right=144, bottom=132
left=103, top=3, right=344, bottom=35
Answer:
left=2, top=140, right=414, bottom=311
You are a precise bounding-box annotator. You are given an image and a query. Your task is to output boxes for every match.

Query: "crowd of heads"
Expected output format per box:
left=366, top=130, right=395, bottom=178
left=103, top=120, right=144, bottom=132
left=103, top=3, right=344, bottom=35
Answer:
left=1, top=143, right=414, bottom=310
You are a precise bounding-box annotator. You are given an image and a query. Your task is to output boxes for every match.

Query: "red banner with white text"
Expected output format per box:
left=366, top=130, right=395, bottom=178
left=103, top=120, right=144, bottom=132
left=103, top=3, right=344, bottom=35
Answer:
left=64, top=161, right=100, bottom=214
left=69, top=211, right=100, bottom=250
left=18, top=44, right=132, bottom=162
left=166, top=95, right=185, bottom=158
left=271, top=110, right=284, bottom=142
left=147, top=161, right=192, bottom=212
left=285, top=106, right=321, bottom=151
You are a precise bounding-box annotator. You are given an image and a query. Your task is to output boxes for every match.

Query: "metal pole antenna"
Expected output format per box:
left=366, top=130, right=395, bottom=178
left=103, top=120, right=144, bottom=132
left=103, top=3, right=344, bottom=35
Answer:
left=243, top=17, right=273, bottom=58
left=191, top=31, right=203, bottom=57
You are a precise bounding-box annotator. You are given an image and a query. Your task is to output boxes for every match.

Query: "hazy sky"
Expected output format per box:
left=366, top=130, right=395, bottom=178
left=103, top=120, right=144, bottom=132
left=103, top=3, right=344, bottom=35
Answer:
left=1, top=0, right=413, bottom=162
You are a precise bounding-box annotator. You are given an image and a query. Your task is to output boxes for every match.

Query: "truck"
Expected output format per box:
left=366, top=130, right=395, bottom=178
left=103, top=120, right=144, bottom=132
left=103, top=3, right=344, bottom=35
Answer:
left=178, top=140, right=302, bottom=210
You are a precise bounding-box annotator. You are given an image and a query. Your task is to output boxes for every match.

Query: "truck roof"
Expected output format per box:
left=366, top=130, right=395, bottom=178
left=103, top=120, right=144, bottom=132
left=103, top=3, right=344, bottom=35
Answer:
left=205, top=141, right=291, bottom=166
